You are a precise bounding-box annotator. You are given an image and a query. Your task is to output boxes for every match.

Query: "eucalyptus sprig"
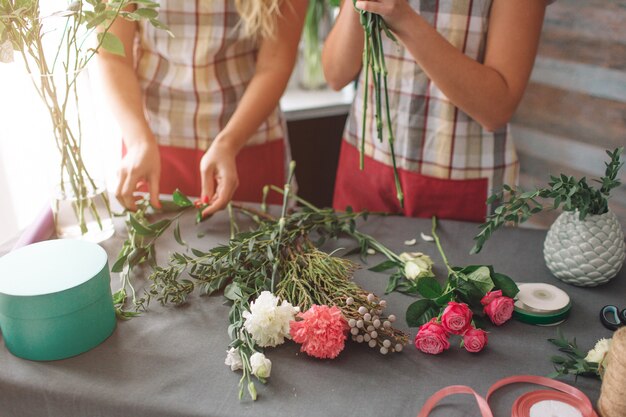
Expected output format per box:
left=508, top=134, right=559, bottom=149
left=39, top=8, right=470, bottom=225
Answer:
left=405, top=216, right=519, bottom=328
left=353, top=1, right=404, bottom=207
left=472, top=147, right=624, bottom=254
left=548, top=329, right=602, bottom=379
left=112, top=190, right=195, bottom=318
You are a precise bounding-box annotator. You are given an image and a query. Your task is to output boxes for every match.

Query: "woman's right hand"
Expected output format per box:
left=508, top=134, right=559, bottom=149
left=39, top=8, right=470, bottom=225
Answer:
left=116, top=139, right=161, bottom=211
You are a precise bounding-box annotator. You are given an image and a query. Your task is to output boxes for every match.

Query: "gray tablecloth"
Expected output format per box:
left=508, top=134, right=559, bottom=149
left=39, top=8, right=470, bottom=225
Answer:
left=0, top=209, right=622, bottom=417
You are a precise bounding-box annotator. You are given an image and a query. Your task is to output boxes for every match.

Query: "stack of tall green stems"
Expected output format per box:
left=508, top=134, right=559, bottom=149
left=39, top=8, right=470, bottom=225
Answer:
left=0, top=0, right=165, bottom=235
left=354, top=1, right=404, bottom=207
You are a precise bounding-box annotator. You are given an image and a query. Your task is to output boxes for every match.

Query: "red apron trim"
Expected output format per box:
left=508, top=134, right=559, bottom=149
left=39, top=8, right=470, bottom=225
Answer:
left=123, top=140, right=285, bottom=204
left=333, top=141, right=488, bottom=222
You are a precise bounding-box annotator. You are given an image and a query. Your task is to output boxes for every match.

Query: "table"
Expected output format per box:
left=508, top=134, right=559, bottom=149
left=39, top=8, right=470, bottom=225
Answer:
left=0, top=208, right=622, bottom=417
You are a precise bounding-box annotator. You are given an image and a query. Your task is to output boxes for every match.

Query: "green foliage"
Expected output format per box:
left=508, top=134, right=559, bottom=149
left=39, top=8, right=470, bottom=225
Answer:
left=472, top=147, right=624, bottom=254
left=547, top=329, right=599, bottom=379
left=405, top=216, right=518, bottom=328
left=115, top=184, right=410, bottom=401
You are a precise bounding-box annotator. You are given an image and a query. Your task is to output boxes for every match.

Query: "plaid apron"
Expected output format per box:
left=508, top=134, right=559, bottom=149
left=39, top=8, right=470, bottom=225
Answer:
left=334, top=0, right=519, bottom=221
left=135, top=0, right=286, bottom=202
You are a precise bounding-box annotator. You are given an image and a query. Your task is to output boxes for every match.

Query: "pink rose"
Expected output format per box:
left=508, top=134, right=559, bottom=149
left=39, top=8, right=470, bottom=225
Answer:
left=481, top=291, right=514, bottom=326
left=463, top=327, right=488, bottom=353
left=414, top=318, right=450, bottom=355
left=440, top=302, right=473, bottom=335
left=480, top=290, right=502, bottom=306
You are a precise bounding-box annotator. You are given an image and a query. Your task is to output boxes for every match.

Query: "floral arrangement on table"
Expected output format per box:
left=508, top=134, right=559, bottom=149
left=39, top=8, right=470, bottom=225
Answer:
left=114, top=162, right=410, bottom=400
left=404, top=217, right=519, bottom=354
left=0, top=0, right=166, bottom=240
left=548, top=329, right=612, bottom=379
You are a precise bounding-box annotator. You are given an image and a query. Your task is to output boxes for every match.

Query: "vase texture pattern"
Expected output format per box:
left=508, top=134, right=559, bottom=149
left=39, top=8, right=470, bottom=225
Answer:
left=543, top=210, right=625, bottom=286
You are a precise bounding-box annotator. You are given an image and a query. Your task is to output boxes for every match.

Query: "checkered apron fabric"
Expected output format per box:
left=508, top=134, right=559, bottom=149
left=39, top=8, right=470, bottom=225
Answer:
left=134, top=0, right=286, bottom=201
left=334, top=0, right=519, bottom=221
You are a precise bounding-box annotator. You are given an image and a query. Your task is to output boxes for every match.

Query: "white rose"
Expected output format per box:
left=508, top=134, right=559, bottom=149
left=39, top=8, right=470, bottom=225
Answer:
left=243, top=291, right=299, bottom=347
left=404, top=261, right=422, bottom=280
left=585, top=338, right=612, bottom=364
left=250, top=352, right=272, bottom=379
left=400, top=252, right=434, bottom=281
left=224, top=347, right=243, bottom=371
left=0, top=39, right=14, bottom=64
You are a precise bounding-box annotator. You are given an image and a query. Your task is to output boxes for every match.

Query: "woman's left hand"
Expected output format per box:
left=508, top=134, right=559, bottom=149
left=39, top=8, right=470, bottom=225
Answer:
left=354, top=0, right=416, bottom=34
left=199, top=138, right=239, bottom=218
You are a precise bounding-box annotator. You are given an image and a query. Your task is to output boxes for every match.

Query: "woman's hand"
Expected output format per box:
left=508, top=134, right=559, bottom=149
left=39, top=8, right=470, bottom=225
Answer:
left=116, top=139, right=161, bottom=211
left=354, top=0, right=417, bottom=35
left=199, top=138, right=240, bottom=218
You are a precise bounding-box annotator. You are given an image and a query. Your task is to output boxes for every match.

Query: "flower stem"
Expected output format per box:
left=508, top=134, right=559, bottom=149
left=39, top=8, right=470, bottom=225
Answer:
left=431, top=216, right=455, bottom=276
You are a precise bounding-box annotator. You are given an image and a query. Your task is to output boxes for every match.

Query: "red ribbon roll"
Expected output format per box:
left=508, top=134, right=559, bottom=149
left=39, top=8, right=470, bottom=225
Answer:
left=417, top=375, right=598, bottom=417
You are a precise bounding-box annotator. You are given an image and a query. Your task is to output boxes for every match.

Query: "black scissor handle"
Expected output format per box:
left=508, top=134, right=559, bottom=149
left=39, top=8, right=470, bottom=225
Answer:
left=600, top=305, right=624, bottom=331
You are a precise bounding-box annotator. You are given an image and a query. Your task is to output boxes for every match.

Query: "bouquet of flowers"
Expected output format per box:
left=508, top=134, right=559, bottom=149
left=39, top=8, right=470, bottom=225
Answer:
left=405, top=217, right=519, bottom=354
left=115, top=162, right=410, bottom=400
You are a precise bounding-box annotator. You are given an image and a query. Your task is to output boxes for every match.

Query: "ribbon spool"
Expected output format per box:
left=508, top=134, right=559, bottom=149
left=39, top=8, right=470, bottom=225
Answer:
left=514, top=283, right=571, bottom=326
left=417, top=375, right=598, bottom=417
left=598, top=327, right=626, bottom=417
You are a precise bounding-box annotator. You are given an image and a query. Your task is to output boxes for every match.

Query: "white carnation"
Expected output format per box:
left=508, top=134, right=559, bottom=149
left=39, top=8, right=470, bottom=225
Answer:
left=250, top=352, right=272, bottom=378
left=224, top=347, right=243, bottom=371
left=243, top=291, right=299, bottom=347
left=585, top=338, right=612, bottom=364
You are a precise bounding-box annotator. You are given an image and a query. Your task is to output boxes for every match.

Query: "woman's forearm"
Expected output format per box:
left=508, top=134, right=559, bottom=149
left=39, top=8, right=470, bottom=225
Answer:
left=321, top=1, right=364, bottom=91
left=353, top=0, right=547, bottom=131
left=98, top=57, right=155, bottom=147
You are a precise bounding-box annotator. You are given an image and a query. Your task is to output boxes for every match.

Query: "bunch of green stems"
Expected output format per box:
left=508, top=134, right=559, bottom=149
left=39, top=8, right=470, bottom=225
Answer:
left=354, top=2, right=404, bottom=207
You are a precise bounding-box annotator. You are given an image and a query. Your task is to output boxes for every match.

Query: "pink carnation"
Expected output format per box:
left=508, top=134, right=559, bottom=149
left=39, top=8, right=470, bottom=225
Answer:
left=440, top=302, right=473, bottom=335
left=414, top=318, right=450, bottom=355
left=290, top=305, right=348, bottom=359
left=481, top=291, right=514, bottom=326
left=463, top=327, right=488, bottom=353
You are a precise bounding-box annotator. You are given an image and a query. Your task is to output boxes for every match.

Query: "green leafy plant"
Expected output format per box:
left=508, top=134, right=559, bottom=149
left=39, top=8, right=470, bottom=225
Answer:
left=405, top=216, right=519, bottom=328
left=352, top=1, right=403, bottom=207
left=548, top=329, right=607, bottom=379
left=0, top=0, right=166, bottom=236
left=472, top=147, right=624, bottom=254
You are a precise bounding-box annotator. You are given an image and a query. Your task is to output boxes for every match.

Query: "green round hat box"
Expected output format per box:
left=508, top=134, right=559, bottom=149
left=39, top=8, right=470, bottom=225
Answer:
left=0, top=239, right=116, bottom=361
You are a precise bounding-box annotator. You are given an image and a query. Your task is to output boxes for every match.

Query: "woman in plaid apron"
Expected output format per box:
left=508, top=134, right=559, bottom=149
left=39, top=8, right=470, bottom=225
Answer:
left=324, top=0, right=551, bottom=222
left=99, top=1, right=306, bottom=216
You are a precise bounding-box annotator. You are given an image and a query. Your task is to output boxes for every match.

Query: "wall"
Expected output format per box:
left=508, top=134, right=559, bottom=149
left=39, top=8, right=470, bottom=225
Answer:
left=512, top=0, right=626, bottom=229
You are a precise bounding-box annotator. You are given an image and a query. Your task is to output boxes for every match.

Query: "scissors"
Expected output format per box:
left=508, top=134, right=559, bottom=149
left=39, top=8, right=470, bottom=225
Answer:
left=600, top=305, right=626, bottom=331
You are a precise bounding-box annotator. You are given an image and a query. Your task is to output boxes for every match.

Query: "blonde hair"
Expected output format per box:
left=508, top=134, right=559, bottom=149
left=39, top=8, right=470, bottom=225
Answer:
left=234, top=0, right=284, bottom=40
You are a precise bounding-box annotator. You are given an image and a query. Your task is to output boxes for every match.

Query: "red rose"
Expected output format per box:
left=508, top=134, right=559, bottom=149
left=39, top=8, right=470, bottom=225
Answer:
left=480, top=290, right=503, bottom=306
left=463, top=327, right=488, bottom=353
left=414, top=318, right=450, bottom=355
left=482, top=291, right=514, bottom=326
left=440, top=302, right=473, bottom=335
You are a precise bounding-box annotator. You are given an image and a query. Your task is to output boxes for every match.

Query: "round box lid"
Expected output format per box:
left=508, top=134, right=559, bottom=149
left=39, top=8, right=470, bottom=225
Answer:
left=0, top=239, right=108, bottom=296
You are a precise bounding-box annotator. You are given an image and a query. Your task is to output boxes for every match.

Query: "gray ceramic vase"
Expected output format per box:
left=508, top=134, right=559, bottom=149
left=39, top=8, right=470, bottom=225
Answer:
left=543, top=210, right=625, bottom=287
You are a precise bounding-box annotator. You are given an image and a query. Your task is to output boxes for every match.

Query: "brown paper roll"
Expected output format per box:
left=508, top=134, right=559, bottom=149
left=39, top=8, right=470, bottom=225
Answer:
left=598, top=327, right=626, bottom=417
